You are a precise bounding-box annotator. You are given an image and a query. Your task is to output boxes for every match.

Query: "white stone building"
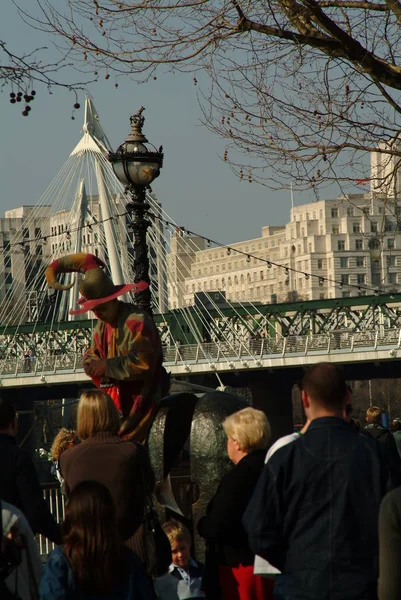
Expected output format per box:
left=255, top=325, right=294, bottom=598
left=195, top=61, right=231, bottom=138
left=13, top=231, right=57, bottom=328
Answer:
left=167, top=193, right=401, bottom=308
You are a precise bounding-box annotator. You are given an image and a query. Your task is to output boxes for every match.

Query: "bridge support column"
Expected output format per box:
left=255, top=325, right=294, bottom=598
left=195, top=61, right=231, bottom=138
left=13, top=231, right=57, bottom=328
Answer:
left=249, top=373, right=294, bottom=444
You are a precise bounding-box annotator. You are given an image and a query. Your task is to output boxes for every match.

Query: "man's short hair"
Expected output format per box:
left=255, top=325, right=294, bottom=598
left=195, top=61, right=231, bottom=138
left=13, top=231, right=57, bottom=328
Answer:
left=162, top=519, right=191, bottom=546
left=0, top=398, right=16, bottom=429
left=301, top=363, right=346, bottom=410
left=366, top=406, right=382, bottom=424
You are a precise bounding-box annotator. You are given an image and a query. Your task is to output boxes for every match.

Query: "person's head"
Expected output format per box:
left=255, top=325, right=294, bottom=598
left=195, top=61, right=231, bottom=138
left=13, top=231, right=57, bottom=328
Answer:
left=92, top=298, right=120, bottom=326
left=63, top=481, right=128, bottom=595
left=223, top=407, right=271, bottom=464
left=366, top=406, right=382, bottom=424
left=162, top=519, right=191, bottom=569
left=0, top=399, right=17, bottom=436
left=50, top=428, right=77, bottom=462
left=392, top=418, right=401, bottom=432
left=301, top=363, right=347, bottom=419
left=76, top=390, right=120, bottom=440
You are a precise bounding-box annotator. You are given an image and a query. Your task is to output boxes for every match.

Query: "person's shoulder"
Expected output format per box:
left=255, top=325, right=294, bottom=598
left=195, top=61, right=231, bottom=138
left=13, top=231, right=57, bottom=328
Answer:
left=380, top=487, right=401, bottom=517
left=60, top=440, right=85, bottom=470
left=46, top=546, right=69, bottom=569
left=121, top=302, right=146, bottom=321
left=189, top=557, right=204, bottom=576
left=267, top=434, right=300, bottom=468
left=265, top=433, right=299, bottom=463
left=1, top=500, right=31, bottom=533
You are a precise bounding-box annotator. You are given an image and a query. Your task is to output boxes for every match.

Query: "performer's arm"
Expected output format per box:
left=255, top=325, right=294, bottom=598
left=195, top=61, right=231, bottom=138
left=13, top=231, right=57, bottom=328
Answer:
left=103, top=317, right=156, bottom=382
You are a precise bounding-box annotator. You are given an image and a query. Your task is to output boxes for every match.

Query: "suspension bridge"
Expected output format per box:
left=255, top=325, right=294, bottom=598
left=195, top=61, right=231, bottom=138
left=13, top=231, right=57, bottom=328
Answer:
left=0, top=97, right=400, bottom=398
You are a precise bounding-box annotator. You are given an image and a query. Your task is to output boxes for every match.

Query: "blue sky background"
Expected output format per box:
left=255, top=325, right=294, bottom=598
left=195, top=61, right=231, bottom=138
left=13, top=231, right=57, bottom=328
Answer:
left=1, top=2, right=345, bottom=245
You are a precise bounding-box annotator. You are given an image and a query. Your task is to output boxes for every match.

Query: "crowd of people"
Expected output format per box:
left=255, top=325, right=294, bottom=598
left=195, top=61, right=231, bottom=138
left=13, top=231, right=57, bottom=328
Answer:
left=1, top=362, right=401, bottom=599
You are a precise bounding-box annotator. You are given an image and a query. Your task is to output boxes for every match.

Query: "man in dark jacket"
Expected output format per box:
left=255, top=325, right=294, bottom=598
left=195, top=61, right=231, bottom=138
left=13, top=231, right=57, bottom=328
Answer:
left=0, top=399, right=60, bottom=545
left=365, top=406, right=401, bottom=473
left=243, top=363, right=399, bottom=600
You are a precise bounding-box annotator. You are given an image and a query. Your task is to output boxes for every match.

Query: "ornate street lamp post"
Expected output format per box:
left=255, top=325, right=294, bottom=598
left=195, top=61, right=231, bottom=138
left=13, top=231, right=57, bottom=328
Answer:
left=108, top=107, right=163, bottom=314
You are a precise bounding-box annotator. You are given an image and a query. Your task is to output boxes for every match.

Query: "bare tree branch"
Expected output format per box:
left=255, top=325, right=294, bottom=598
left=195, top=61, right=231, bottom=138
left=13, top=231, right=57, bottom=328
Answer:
left=16, top=0, right=401, bottom=192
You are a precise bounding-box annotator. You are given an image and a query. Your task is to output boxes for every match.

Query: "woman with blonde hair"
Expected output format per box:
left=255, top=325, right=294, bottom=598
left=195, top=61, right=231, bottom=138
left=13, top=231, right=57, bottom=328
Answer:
left=60, top=389, right=155, bottom=562
left=198, top=407, right=273, bottom=600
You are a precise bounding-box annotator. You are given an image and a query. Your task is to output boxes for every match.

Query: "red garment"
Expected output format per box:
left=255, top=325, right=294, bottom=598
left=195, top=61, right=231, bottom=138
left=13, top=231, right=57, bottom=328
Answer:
left=85, top=301, right=162, bottom=442
left=219, top=564, right=274, bottom=600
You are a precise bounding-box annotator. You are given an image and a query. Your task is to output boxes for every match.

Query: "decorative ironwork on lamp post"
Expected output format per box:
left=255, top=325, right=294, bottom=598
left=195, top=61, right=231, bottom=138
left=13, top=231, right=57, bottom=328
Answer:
left=108, top=107, right=163, bottom=314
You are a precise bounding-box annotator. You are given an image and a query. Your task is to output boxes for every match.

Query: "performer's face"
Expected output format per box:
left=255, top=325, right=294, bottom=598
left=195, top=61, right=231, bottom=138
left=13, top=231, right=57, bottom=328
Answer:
left=93, top=299, right=119, bottom=325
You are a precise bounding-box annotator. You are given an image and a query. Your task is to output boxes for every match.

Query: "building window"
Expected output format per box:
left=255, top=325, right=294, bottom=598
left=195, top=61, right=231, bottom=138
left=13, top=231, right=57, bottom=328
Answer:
left=388, top=238, right=395, bottom=249
left=319, top=293, right=325, bottom=299
left=260, top=271, right=264, bottom=280
left=347, top=208, right=354, bottom=217
left=355, top=239, right=363, bottom=250
left=387, top=255, right=396, bottom=267
left=388, top=273, right=397, bottom=284
left=318, top=259, right=323, bottom=269
left=5, top=273, right=12, bottom=285
left=338, top=240, right=345, bottom=251
left=4, top=256, right=11, bottom=268
left=353, top=223, right=361, bottom=233
left=362, top=206, right=370, bottom=216
left=332, top=225, right=340, bottom=234
left=356, top=256, right=365, bottom=267
left=341, top=274, right=349, bottom=284
left=371, top=222, right=378, bottom=233
left=342, top=291, right=351, bottom=298
left=331, top=208, right=339, bottom=218
left=357, top=274, right=366, bottom=285
left=340, top=257, right=348, bottom=268
left=23, top=228, right=29, bottom=239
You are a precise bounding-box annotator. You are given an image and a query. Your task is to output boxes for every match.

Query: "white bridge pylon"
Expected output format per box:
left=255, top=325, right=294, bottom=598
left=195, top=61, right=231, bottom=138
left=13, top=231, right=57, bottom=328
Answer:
left=70, top=97, right=125, bottom=300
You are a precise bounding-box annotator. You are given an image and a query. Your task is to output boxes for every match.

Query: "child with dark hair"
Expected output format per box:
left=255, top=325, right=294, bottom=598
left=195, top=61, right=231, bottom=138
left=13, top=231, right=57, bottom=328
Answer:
left=39, top=481, right=153, bottom=600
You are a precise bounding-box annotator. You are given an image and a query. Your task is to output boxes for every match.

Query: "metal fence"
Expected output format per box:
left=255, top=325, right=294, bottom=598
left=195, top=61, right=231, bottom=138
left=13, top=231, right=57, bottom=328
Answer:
left=37, top=484, right=65, bottom=558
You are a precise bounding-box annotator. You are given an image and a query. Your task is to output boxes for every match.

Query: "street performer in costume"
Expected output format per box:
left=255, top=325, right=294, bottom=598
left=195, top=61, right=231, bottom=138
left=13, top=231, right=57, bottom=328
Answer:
left=45, top=253, right=163, bottom=442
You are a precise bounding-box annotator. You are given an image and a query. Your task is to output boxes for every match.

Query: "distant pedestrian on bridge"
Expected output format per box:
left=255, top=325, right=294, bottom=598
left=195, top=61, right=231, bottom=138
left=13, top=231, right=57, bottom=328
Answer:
left=45, top=252, right=163, bottom=442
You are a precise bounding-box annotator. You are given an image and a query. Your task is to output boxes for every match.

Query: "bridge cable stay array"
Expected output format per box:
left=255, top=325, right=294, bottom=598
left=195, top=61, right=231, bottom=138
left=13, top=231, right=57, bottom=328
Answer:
left=0, top=97, right=397, bottom=381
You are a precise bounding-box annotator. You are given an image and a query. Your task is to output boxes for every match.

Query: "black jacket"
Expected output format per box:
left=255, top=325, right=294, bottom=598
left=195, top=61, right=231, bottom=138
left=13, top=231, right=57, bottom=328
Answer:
left=244, top=417, right=399, bottom=600
left=365, top=424, right=401, bottom=473
left=0, top=434, right=60, bottom=544
left=197, top=449, right=265, bottom=567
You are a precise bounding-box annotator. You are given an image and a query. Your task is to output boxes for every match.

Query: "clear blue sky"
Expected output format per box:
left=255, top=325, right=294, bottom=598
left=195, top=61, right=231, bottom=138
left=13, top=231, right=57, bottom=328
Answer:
left=1, top=2, right=336, bottom=245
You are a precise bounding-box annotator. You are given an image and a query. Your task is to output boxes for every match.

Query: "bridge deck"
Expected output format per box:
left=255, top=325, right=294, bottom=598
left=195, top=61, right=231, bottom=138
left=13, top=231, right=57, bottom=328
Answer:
left=1, top=328, right=399, bottom=387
